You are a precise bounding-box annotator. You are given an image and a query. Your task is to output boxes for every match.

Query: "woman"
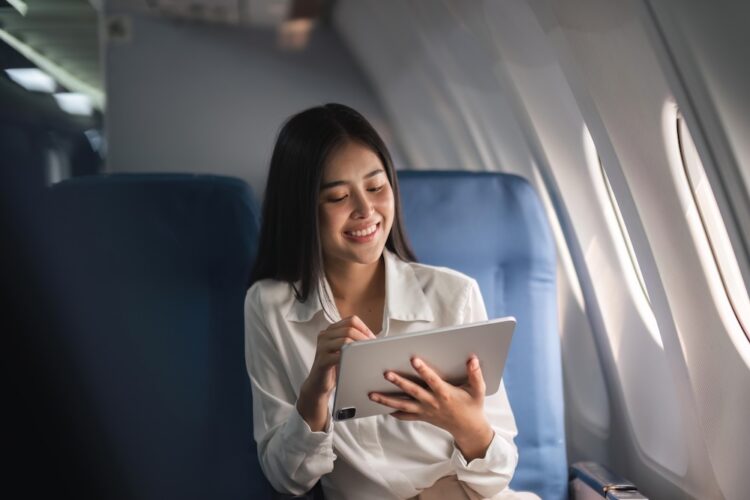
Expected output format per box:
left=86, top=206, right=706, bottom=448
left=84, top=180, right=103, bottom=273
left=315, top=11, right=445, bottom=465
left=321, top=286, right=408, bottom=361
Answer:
left=245, top=103, right=532, bottom=499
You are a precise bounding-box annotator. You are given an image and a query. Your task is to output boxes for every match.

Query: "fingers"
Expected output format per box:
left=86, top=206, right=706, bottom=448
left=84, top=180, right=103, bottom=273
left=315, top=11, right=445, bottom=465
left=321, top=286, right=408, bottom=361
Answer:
left=314, top=315, right=375, bottom=372
left=410, top=357, right=448, bottom=395
left=346, top=315, right=377, bottom=338
left=319, top=330, right=369, bottom=355
left=328, top=315, right=376, bottom=339
left=321, top=335, right=355, bottom=354
left=383, top=371, right=436, bottom=406
left=368, top=392, right=422, bottom=414
left=314, top=350, right=342, bottom=372
left=465, top=355, right=486, bottom=399
left=307, top=318, right=374, bottom=397
left=317, top=327, right=371, bottom=354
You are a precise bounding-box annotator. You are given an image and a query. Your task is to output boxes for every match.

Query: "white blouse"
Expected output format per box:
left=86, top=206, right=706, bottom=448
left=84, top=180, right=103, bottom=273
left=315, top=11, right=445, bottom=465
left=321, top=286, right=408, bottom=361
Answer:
left=244, top=249, right=520, bottom=500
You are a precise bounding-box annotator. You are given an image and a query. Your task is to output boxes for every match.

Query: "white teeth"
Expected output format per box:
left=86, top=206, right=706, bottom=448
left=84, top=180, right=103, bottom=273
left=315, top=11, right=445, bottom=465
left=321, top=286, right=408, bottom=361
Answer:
left=347, top=223, right=378, bottom=237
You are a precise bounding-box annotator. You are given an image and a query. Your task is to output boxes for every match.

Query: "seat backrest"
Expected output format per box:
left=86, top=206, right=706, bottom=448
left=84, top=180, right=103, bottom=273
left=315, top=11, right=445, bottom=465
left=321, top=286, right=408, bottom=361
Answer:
left=398, top=170, right=567, bottom=500
left=48, top=173, right=270, bottom=499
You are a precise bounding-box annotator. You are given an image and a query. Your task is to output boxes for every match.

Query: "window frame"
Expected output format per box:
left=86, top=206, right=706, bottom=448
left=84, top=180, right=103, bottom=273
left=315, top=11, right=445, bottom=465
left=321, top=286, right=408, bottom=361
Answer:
left=676, top=112, right=750, bottom=342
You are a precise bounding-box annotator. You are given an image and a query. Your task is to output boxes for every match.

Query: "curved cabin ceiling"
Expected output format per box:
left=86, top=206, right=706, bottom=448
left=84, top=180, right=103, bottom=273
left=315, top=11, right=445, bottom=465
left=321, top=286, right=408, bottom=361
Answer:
left=0, top=0, right=102, bottom=103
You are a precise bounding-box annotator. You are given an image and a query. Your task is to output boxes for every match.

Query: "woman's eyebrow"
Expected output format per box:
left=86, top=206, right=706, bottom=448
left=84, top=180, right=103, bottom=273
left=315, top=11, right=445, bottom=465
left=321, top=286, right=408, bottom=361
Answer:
left=320, top=168, right=385, bottom=190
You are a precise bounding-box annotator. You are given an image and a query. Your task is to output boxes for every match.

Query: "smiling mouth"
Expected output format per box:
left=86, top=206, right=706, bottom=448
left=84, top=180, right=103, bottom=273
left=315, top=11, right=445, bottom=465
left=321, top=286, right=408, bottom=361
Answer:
left=343, top=222, right=380, bottom=240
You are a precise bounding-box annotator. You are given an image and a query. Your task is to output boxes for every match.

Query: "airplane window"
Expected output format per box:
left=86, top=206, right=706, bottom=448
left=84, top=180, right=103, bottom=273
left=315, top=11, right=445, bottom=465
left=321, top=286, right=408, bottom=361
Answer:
left=598, top=159, right=651, bottom=304
left=582, top=126, right=660, bottom=347
left=676, top=114, right=750, bottom=341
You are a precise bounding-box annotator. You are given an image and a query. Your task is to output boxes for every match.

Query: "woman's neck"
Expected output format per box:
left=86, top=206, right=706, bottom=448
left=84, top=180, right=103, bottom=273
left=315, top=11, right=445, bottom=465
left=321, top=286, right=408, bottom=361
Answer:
left=324, top=255, right=385, bottom=305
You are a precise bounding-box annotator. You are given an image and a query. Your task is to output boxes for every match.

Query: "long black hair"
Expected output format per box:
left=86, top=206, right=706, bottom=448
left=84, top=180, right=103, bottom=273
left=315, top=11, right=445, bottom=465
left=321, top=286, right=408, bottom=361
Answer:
left=250, top=103, right=416, bottom=302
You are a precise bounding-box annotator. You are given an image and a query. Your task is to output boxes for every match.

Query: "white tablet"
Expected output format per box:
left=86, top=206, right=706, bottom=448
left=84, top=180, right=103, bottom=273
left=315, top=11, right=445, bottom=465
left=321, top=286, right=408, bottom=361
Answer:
left=331, top=317, right=516, bottom=421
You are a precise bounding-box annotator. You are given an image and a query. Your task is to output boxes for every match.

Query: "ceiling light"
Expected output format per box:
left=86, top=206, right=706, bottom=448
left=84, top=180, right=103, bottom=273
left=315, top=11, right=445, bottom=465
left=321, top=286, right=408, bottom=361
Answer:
left=7, top=0, right=28, bottom=16
left=5, top=68, right=57, bottom=92
left=278, top=18, right=315, bottom=51
left=53, top=92, right=94, bottom=116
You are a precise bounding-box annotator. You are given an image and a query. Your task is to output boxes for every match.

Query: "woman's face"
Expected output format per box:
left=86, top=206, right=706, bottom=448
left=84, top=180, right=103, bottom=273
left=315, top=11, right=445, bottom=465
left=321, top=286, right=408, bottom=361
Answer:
left=318, top=140, right=395, bottom=269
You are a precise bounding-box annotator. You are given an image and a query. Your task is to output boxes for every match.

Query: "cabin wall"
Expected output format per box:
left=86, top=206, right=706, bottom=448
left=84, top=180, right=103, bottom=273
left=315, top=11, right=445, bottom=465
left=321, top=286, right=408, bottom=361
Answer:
left=102, top=6, right=401, bottom=197
left=335, top=1, right=749, bottom=499
left=334, top=1, right=537, bottom=176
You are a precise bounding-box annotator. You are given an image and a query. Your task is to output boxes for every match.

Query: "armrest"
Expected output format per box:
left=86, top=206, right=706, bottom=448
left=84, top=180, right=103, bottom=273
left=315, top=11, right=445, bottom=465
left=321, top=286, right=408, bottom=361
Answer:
left=570, top=461, right=648, bottom=499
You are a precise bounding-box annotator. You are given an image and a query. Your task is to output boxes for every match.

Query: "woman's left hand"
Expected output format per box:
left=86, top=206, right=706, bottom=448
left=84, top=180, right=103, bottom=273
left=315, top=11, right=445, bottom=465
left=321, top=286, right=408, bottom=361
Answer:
left=369, top=355, right=495, bottom=461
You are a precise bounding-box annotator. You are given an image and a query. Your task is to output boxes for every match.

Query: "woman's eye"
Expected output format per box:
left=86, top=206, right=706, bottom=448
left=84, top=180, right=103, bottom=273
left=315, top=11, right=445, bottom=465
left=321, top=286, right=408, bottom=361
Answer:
left=329, top=195, right=348, bottom=203
left=368, top=185, right=385, bottom=193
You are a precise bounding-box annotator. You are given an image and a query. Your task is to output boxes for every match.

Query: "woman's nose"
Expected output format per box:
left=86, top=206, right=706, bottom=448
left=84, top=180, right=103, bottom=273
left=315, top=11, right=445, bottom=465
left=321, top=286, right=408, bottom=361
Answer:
left=351, top=190, right=374, bottom=218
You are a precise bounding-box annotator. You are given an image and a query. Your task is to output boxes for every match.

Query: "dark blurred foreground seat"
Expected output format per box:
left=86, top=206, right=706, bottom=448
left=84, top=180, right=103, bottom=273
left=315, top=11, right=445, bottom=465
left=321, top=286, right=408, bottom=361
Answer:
left=48, top=173, right=270, bottom=499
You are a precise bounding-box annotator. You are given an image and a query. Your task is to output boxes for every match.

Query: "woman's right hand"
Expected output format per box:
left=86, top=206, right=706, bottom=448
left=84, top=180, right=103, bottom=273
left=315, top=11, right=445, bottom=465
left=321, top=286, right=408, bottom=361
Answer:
left=297, top=315, right=376, bottom=431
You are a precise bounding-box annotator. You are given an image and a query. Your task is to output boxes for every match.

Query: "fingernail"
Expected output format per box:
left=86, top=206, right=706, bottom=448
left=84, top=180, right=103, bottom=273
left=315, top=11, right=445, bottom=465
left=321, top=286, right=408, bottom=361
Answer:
left=384, top=372, right=395, bottom=382
left=470, top=357, right=479, bottom=369
left=411, top=357, right=422, bottom=368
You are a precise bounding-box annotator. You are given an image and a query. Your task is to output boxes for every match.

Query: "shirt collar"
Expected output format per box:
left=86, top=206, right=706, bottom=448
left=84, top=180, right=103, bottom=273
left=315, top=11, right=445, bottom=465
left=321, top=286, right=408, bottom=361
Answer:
left=383, top=248, right=434, bottom=322
left=284, top=278, right=327, bottom=323
left=284, top=248, right=434, bottom=324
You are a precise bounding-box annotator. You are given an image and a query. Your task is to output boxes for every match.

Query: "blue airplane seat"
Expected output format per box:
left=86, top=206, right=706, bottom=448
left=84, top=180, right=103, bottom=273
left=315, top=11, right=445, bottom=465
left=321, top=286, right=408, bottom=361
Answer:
left=398, top=170, right=567, bottom=500
left=48, top=173, right=271, bottom=499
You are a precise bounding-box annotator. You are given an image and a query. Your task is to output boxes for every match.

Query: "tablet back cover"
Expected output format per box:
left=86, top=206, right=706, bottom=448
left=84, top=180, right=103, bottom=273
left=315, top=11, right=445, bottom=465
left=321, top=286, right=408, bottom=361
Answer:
left=332, top=317, right=515, bottom=421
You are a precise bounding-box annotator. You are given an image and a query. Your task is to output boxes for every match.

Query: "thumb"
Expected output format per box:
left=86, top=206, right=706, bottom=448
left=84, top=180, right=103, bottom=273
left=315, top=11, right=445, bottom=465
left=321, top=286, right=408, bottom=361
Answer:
left=466, top=355, right=486, bottom=399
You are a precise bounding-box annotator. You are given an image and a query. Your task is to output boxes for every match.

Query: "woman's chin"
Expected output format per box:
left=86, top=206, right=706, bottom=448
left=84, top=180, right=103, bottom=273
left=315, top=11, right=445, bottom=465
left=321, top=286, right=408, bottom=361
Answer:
left=349, top=248, right=385, bottom=266
left=328, top=245, right=385, bottom=267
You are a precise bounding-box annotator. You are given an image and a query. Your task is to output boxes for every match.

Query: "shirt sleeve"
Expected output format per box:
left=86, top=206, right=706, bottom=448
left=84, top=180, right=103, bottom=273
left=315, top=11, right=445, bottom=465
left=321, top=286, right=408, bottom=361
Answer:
left=244, top=284, right=336, bottom=495
left=451, top=279, right=519, bottom=498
